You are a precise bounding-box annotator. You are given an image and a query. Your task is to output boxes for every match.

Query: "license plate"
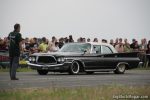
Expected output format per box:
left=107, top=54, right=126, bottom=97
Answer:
left=54, top=67, right=60, bottom=69
left=42, top=67, right=48, bottom=70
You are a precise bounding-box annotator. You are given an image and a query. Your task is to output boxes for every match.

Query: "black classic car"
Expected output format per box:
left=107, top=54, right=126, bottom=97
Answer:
left=28, top=42, right=142, bottom=75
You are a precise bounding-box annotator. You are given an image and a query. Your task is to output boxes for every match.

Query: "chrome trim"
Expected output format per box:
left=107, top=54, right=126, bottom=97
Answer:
left=36, top=56, right=38, bottom=63
left=64, top=61, right=72, bottom=63
left=85, top=69, right=115, bottom=72
left=28, top=62, right=64, bottom=67
left=28, top=62, right=72, bottom=67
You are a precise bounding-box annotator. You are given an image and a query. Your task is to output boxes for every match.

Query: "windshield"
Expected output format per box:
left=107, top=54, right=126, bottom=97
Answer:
left=59, top=43, right=91, bottom=53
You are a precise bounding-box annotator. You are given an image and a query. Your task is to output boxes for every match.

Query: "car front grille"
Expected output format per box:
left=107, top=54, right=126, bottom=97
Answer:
left=37, top=56, right=57, bottom=64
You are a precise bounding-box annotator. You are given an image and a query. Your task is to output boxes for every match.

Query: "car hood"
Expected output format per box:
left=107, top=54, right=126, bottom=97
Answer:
left=31, top=52, right=84, bottom=57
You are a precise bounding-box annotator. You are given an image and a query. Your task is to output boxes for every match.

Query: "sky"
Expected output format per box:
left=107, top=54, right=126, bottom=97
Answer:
left=0, top=0, right=150, bottom=42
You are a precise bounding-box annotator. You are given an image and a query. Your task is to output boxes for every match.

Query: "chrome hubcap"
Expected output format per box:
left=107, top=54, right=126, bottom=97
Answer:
left=118, top=65, right=125, bottom=72
left=72, top=62, right=79, bottom=73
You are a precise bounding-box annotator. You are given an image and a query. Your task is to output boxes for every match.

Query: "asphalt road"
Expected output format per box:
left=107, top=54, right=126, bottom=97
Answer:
left=0, top=70, right=150, bottom=89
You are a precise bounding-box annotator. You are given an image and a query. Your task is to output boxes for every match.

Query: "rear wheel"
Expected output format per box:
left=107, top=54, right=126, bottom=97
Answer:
left=69, top=61, right=80, bottom=75
left=37, top=70, right=48, bottom=75
left=114, top=64, right=126, bottom=74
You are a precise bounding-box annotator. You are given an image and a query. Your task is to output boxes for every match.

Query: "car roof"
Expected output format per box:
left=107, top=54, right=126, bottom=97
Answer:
left=87, top=42, right=118, bottom=53
left=87, top=42, right=110, bottom=46
left=65, top=42, right=117, bottom=53
left=66, top=42, right=113, bottom=47
left=66, top=42, right=111, bottom=46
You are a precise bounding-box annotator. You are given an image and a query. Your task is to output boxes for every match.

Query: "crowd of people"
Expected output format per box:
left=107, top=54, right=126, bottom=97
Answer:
left=0, top=35, right=150, bottom=67
left=0, top=36, right=150, bottom=54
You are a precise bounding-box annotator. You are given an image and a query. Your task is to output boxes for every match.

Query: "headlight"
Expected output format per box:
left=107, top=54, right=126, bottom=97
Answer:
left=29, top=57, right=36, bottom=62
left=29, top=57, right=32, bottom=61
left=57, top=57, right=65, bottom=62
left=32, top=57, right=36, bottom=62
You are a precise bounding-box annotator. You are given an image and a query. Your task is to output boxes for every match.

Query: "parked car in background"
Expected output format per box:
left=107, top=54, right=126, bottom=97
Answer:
left=28, top=42, right=142, bottom=75
left=0, top=50, right=9, bottom=68
left=0, top=50, right=29, bottom=68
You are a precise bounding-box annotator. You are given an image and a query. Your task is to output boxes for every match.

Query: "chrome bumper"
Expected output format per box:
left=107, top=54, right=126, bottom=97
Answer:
left=27, top=62, right=71, bottom=71
left=27, top=62, right=65, bottom=67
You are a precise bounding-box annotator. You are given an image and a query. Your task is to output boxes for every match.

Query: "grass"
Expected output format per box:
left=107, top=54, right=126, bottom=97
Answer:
left=0, top=67, right=34, bottom=72
left=0, top=85, right=149, bottom=100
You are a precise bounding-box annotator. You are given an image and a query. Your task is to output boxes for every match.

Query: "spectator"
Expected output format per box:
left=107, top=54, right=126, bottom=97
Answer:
left=20, top=38, right=29, bottom=60
left=124, top=39, right=131, bottom=52
left=29, top=38, right=38, bottom=54
left=24, top=37, right=30, bottom=51
left=52, top=42, right=59, bottom=52
left=21, top=39, right=28, bottom=52
left=147, top=40, right=150, bottom=54
left=139, top=39, right=147, bottom=53
left=143, top=38, right=147, bottom=45
left=110, top=39, right=114, bottom=47
left=58, top=38, right=64, bottom=49
left=77, top=37, right=81, bottom=42
left=3, top=37, right=9, bottom=50
left=130, top=39, right=136, bottom=50
left=64, top=37, right=69, bottom=43
left=38, top=37, right=48, bottom=53
left=46, top=38, right=49, bottom=45
left=87, top=38, right=90, bottom=42
left=102, top=39, right=107, bottom=43
left=80, top=37, right=83, bottom=42
left=93, top=38, right=98, bottom=42
left=82, top=38, right=86, bottom=43
left=133, top=41, right=139, bottom=51
left=48, top=36, right=57, bottom=52
left=115, top=38, right=124, bottom=53
left=114, top=38, right=119, bottom=47
left=139, top=39, right=148, bottom=67
left=0, top=38, right=8, bottom=51
left=68, top=35, right=74, bottom=43
left=33, top=37, right=39, bottom=45
left=77, top=37, right=85, bottom=43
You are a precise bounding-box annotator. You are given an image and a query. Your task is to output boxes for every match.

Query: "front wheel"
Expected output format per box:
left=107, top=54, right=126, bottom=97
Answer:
left=69, top=61, right=80, bottom=75
left=37, top=70, right=48, bottom=75
left=114, top=64, right=126, bottom=74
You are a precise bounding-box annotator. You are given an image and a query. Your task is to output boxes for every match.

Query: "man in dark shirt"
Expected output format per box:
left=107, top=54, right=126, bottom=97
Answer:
left=130, top=39, right=136, bottom=49
left=8, top=23, right=22, bottom=80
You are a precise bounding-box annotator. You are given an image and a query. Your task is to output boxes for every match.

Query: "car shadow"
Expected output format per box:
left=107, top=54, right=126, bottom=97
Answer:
left=29, top=71, right=135, bottom=76
left=46, top=72, right=118, bottom=76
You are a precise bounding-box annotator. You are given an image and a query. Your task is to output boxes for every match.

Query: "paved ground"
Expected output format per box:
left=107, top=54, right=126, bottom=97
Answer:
left=0, top=70, right=150, bottom=89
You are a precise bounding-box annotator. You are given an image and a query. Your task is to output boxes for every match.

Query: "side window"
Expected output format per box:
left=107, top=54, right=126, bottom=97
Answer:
left=92, top=45, right=101, bottom=54
left=101, top=46, right=112, bottom=54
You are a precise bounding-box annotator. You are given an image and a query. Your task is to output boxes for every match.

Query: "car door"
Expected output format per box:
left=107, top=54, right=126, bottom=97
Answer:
left=84, top=45, right=105, bottom=70
left=100, top=45, right=117, bottom=69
